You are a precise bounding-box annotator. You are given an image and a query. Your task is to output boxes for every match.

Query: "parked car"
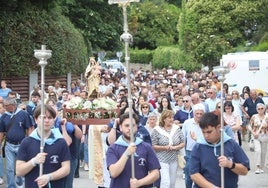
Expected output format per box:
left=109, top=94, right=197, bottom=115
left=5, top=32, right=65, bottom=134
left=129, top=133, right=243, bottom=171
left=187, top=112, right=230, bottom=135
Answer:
left=103, top=59, right=127, bottom=74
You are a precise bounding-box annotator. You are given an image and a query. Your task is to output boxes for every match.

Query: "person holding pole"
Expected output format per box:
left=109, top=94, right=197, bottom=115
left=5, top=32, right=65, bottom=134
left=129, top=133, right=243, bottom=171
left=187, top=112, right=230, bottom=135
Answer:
left=189, top=110, right=250, bottom=188
left=16, top=104, right=71, bottom=188
left=106, top=113, right=160, bottom=188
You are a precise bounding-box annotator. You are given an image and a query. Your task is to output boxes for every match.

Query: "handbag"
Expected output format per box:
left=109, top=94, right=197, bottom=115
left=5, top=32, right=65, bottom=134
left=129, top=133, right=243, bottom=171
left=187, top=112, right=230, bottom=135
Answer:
left=249, top=137, right=255, bottom=152
left=248, top=120, right=264, bottom=152
left=178, top=154, right=186, bottom=169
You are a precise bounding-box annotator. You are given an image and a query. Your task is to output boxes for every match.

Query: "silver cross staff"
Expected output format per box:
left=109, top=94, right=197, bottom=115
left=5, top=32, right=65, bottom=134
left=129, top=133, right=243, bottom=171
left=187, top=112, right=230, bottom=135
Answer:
left=108, top=0, right=140, bottom=179
left=34, top=45, right=52, bottom=176
left=213, top=65, right=230, bottom=188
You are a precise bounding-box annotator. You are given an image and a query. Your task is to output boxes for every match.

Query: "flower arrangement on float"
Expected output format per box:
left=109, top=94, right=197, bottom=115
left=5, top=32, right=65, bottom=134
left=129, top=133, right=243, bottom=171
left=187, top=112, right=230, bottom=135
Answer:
left=63, top=97, right=119, bottom=125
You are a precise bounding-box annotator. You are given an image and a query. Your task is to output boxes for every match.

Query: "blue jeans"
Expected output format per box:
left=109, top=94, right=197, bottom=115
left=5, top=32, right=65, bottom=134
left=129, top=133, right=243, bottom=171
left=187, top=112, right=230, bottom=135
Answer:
left=0, top=155, right=4, bottom=177
left=5, top=142, right=23, bottom=188
left=83, top=135, right=88, bottom=163
left=184, top=150, right=193, bottom=188
left=65, top=158, right=78, bottom=188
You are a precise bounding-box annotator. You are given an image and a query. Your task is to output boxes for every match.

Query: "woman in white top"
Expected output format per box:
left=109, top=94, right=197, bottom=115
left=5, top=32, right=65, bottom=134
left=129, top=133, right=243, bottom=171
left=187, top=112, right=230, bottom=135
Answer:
left=223, top=101, right=242, bottom=143
left=248, top=103, right=268, bottom=174
left=151, top=110, right=185, bottom=188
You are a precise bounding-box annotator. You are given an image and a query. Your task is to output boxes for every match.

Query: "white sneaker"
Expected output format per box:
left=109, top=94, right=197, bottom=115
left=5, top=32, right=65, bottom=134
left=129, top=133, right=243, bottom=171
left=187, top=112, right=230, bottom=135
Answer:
left=80, top=161, right=84, bottom=168
left=84, top=163, right=89, bottom=171
left=260, top=169, right=264, bottom=173
left=0, top=177, right=3, bottom=185
left=255, top=169, right=261, bottom=174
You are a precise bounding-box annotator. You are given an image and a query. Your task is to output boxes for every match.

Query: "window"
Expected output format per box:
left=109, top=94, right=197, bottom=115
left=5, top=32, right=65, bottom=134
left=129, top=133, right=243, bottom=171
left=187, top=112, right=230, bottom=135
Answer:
left=249, top=60, right=260, bottom=71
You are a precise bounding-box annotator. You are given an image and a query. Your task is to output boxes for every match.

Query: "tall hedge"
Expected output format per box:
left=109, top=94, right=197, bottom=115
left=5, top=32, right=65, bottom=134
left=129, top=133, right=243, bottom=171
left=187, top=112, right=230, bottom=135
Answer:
left=0, top=3, right=87, bottom=77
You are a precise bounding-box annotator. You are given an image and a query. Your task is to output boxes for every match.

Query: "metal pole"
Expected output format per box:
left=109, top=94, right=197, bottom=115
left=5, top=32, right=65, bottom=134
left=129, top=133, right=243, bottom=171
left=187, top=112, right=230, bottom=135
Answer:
left=122, top=5, right=135, bottom=178
left=108, top=0, right=140, bottom=179
left=213, top=66, right=229, bottom=188
left=220, top=80, right=224, bottom=188
left=34, top=45, right=52, bottom=176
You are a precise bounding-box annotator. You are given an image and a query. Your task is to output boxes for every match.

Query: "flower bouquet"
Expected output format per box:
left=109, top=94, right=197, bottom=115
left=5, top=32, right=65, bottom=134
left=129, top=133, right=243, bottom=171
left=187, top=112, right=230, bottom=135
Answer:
left=63, top=97, right=119, bottom=125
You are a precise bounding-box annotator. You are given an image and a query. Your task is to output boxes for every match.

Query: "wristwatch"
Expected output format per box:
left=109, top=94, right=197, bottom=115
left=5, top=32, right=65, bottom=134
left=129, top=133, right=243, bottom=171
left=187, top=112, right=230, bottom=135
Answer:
left=230, top=161, right=236, bottom=169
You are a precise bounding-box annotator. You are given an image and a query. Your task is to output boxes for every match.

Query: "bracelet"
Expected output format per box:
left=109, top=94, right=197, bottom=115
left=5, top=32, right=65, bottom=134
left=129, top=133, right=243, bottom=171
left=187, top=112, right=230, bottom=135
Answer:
left=113, top=122, right=117, bottom=129
left=124, top=151, right=130, bottom=158
left=31, top=158, right=37, bottom=167
left=47, top=173, right=52, bottom=182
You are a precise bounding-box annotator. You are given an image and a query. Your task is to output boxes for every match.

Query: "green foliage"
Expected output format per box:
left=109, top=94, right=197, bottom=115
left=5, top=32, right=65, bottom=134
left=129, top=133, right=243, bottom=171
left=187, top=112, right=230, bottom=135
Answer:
left=130, top=48, right=153, bottom=64
left=179, top=0, right=268, bottom=67
left=129, top=0, right=180, bottom=50
left=152, top=46, right=201, bottom=71
left=61, top=0, right=123, bottom=52
left=251, top=42, right=268, bottom=51
left=0, top=3, right=87, bottom=76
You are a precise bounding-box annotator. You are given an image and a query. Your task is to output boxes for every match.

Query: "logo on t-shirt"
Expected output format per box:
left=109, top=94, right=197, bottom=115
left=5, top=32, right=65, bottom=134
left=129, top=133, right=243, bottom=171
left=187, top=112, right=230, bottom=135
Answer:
left=138, top=158, right=146, bottom=166
left=50, top=155, right=59, bottom=164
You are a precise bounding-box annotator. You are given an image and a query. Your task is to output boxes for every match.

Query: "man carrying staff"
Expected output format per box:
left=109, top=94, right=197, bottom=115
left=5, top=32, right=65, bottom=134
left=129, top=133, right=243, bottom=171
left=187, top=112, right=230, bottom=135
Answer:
left=106, top=113, right=160, bottom=188
left=190, top=111, right=250, bottom=188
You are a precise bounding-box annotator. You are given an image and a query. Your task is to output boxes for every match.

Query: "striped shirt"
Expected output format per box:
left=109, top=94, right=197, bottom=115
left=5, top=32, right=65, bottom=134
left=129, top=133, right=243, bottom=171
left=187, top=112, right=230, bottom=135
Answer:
left=151, top=126, right=184, bottom=163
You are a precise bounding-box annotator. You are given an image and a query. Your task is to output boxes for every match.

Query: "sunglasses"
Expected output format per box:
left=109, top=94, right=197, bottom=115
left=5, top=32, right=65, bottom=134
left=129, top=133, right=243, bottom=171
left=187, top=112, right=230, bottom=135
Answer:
left=182, top=100, right=189, bottom=103
left=217, top=106, right=221, bottom=109
left=207, top=92, right=212, bottom=94
left=258, top=108, right=264, bottom=110
left=142, top=106, right=149, bottom=109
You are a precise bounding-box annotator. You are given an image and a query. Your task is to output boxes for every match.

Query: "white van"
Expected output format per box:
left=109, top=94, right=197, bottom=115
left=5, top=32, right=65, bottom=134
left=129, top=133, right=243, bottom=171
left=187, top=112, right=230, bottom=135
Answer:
left=221, top=51, right=268, bottom=102
left=103, top=59, right=127, bottom=74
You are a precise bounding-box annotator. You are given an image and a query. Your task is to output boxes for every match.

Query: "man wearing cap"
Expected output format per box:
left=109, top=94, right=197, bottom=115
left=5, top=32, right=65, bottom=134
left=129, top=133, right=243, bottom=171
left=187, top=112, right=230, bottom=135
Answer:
left=0, top=98, right=34, bottom=187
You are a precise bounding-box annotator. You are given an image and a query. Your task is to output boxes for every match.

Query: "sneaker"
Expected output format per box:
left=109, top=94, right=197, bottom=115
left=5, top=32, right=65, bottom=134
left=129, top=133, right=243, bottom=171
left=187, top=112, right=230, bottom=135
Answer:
left=0, top=177, right=3, bottom=185
left=84, top=163, right=89, bottom=171
left=255, top=169, right=261, bottom=174
left=260, top=169, right=264, bottom=173
left=80, top=161, right=84, bottom=168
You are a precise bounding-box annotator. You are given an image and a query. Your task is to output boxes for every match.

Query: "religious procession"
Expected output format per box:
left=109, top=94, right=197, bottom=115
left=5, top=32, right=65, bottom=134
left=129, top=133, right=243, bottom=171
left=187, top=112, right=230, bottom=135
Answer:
left=1, top=0, right=268, bottom=188
left=1, top=50, right=268, bottom=188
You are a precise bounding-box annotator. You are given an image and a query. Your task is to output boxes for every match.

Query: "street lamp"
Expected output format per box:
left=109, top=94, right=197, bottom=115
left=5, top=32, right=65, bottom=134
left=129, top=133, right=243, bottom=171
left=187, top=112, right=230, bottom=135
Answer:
left=34, top=45, right=52, bottom=176
left=213, top=65, right=230, bottom=188
left=108, top=0, right=140, bottom=179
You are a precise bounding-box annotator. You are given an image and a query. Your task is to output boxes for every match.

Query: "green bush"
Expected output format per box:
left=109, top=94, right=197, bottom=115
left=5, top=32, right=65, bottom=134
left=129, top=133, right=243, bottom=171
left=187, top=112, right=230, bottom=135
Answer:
left=152, top=46, right=201, bottom=71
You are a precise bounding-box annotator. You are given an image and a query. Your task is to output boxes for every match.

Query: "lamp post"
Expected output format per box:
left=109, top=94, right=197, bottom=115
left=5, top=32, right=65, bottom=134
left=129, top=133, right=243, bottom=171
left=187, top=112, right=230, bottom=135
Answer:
left=108, top=0, right=139, bottom=179
left=34, top=45, right=52, bottom=176
left=213, top=65, right=230, bottom=188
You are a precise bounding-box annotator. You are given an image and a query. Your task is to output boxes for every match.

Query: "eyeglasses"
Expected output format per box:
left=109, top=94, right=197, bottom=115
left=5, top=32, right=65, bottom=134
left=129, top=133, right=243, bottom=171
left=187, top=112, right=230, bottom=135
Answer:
left=142, top=106, right=149, bottom=109
left=258, top=108, right=264, bottom=110
left=207, top=92, right=212, bottom=94
left=232, top=93, right=238, bottom=95
left=49, top=94, right=55, bottom=96
left=182, top=100, right=189, bottom=103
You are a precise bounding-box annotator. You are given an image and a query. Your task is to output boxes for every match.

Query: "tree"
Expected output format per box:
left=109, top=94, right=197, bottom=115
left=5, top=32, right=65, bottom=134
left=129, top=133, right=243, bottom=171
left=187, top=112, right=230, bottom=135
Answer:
left=129, top=0, right=180, bottom=49
left=61, top=0, right=123, bottom=53
left=179, top=0, right=268, bottom=68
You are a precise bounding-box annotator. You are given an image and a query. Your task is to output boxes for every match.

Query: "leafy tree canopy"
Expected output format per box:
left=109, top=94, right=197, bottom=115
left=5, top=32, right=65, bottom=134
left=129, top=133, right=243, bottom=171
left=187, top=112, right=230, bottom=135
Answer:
left=179, top=0, right=268, bottom=68
left=129, top=0, right=180, bottom=50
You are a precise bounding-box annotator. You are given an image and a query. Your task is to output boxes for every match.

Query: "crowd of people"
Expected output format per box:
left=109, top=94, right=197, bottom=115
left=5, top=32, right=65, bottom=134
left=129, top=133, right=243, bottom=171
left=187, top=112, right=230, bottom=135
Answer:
left=0, top=65, right=267, bottom=188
